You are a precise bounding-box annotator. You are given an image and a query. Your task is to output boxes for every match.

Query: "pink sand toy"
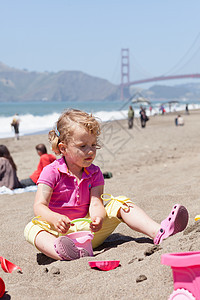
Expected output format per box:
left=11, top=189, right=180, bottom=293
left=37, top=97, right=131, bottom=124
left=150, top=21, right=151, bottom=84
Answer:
left=88, top=260, right=120, bottom=271
left=161, top=251, right=200, bottom=299
left=68, top=218, right=93, bottom=256
left=66, top=231, right=94, bottom=256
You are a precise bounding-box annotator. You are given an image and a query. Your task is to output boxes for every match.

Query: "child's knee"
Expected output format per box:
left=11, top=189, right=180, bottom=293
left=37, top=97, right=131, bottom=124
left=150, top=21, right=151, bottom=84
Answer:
left=24, top=222, right=44, bottom=246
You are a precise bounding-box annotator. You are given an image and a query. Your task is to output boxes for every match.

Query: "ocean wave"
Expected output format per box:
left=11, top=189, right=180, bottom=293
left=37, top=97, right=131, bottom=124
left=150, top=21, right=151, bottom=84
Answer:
left=0, top=111, right=130, bottom=138
left=1, top=103, right=200, bottom=139
left=0, top=113, right=60, bottom=138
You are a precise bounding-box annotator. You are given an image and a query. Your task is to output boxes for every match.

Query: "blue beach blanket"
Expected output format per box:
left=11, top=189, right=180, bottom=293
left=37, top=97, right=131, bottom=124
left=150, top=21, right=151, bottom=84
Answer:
left=0, top=185, right=37, bottom=195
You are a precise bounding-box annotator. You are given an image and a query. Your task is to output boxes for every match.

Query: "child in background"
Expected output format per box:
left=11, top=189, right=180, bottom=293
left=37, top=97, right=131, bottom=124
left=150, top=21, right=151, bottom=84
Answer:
left=24, top=109, right=189, bottom=261
left=20, top=144, right=56, bottom=187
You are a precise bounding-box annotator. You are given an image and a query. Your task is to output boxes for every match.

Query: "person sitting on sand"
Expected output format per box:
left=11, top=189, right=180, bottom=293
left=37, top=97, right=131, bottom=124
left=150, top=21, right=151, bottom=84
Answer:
left=20, top=144, right=56, bottom=187
left=0, top=145, right=22, bottom=189
left=175, top=115, right=184, bottom=126
left=24, top=109, right=189, bottom=261
left=177, top=115, right=184, bottom=126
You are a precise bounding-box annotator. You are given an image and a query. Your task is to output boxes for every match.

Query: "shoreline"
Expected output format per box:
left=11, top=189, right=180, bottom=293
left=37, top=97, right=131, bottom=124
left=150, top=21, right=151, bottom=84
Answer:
left=0, top=106, right=196, bottom=140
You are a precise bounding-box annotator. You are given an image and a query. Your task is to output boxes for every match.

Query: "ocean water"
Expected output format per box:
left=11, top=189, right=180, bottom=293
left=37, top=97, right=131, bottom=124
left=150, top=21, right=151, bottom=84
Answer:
left=0, top=99, right=200, bottom=139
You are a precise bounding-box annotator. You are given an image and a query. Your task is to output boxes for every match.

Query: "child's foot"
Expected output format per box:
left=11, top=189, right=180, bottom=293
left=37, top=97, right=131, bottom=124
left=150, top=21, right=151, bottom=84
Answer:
left=154, top=204, right=189, bottom=245
left=54, top=236, right=90, bottom=260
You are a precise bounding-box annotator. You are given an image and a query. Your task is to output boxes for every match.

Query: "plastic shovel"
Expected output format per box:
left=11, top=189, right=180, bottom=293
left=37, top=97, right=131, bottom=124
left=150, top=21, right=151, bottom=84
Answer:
left=0, top=277, right=5, bottom=298
left=88, top=260, right=120, bottom=271
left=0, top=256, right=22, bottom=273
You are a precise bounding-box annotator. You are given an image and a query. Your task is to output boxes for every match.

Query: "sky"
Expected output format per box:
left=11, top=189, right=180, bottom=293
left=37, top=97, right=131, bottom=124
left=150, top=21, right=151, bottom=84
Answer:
left=1, top=0, right=200, bottom=87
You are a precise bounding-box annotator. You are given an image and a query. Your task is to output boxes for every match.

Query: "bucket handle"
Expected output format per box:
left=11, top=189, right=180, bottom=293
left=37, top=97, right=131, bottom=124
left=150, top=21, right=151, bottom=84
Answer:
left=71, top=218, right=92, bottom=225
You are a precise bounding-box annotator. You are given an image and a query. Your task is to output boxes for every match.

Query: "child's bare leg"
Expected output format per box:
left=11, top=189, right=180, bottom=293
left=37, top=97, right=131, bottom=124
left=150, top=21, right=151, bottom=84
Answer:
left=118, top=204, right=160, bottom=240
left=35, top=231, right=61, bottom=260
left=118, top=203, right=188, bottom=244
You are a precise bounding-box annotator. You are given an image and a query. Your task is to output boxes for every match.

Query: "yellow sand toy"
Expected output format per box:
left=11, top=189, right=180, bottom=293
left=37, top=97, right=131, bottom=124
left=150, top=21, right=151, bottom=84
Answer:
left=194, top=215, right=200, bottom=221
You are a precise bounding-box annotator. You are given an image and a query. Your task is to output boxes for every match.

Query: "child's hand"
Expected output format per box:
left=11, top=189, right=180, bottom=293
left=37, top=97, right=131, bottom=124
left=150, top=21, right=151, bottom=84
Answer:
left=90, top=216, right=103, bottom=232
left=52, top=215, right=73, bottom=234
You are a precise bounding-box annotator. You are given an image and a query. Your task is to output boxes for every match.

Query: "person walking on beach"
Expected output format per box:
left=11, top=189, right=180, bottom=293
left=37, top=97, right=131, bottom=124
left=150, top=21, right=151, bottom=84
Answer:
left=140, top=106, right=148, bottom=128
left=0, top=145, right=22, bottom=189
left=11, top=113, right=20, bottom=140
left=160, top=105, right=165, bottom=115
left=128, top=105, right=134, bottom=129
left=24, top=109, right=188, bottom=261
left=20, top=144, right=56, bottom=187
left=185, top=104, right=189, bottom=115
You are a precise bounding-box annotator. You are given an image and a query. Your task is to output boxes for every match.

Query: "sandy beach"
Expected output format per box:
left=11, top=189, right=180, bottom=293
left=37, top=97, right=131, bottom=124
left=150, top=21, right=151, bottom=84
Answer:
left=1, top=110, right=200, bottom=299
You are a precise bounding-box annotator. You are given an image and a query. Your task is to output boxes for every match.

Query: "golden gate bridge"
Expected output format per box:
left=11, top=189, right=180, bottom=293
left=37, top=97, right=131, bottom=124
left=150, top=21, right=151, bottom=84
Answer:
left=120, top=48, right=200, bottom=100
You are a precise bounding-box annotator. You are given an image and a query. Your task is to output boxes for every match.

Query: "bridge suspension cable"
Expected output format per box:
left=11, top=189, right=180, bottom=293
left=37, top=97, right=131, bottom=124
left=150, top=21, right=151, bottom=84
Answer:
left=161, top=31, right=200, bottom=76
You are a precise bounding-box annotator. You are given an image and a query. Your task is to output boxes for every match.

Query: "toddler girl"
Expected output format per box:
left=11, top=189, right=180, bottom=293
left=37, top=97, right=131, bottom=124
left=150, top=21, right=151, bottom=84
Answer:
left=24, top=109, right=188, bottom=260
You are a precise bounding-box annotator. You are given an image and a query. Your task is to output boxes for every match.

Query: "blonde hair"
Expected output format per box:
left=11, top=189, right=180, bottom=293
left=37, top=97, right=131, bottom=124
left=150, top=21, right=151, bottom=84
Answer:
left=49, top=109, right=101, bottom=155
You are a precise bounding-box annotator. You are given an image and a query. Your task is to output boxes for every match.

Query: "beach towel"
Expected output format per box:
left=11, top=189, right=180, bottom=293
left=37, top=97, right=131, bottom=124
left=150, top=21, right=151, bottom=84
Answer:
left=0, top=185, right=37, bottom=195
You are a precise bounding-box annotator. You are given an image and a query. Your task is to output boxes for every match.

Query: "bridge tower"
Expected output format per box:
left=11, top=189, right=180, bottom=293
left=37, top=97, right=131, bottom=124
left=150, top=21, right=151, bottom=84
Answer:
left=121, top=48, right=130, bottom=100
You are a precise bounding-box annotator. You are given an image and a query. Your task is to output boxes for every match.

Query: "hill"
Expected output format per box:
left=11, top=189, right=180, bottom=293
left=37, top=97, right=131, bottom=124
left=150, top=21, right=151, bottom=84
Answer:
left=143, top=82, right=200, bottom=101
left=0, top=62, right=120, bottom=102
left=1, top=61, right=200, bottom=102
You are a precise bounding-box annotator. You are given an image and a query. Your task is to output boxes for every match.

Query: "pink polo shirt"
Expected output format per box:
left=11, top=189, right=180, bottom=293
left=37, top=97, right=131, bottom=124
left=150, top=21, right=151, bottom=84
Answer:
left=37, top=157, right=104, bottom=220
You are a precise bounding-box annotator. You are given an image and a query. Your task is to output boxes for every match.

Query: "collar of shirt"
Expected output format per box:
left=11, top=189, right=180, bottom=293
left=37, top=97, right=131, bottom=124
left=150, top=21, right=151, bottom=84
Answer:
left=56, top=156, right=97, bottom=179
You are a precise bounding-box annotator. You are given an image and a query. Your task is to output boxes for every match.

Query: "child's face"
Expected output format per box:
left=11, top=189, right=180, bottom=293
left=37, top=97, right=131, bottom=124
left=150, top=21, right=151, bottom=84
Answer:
left=63, top=125, right=97, bottom=169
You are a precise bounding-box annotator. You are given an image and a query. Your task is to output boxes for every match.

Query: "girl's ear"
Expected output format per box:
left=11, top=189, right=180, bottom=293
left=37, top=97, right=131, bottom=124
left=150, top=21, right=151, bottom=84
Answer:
left=58, top=142, right=66, bottom=155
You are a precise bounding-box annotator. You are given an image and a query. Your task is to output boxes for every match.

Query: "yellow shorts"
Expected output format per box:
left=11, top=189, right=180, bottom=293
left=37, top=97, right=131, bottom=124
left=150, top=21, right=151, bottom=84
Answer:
left=24, top=196, right=133, bottom=249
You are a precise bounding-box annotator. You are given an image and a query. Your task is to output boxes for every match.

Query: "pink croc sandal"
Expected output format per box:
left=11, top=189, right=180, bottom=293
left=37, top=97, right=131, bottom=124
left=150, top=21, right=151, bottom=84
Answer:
left=54, top=236, right=90, bottom=261
left=154, top=204, right=189, bottom=245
